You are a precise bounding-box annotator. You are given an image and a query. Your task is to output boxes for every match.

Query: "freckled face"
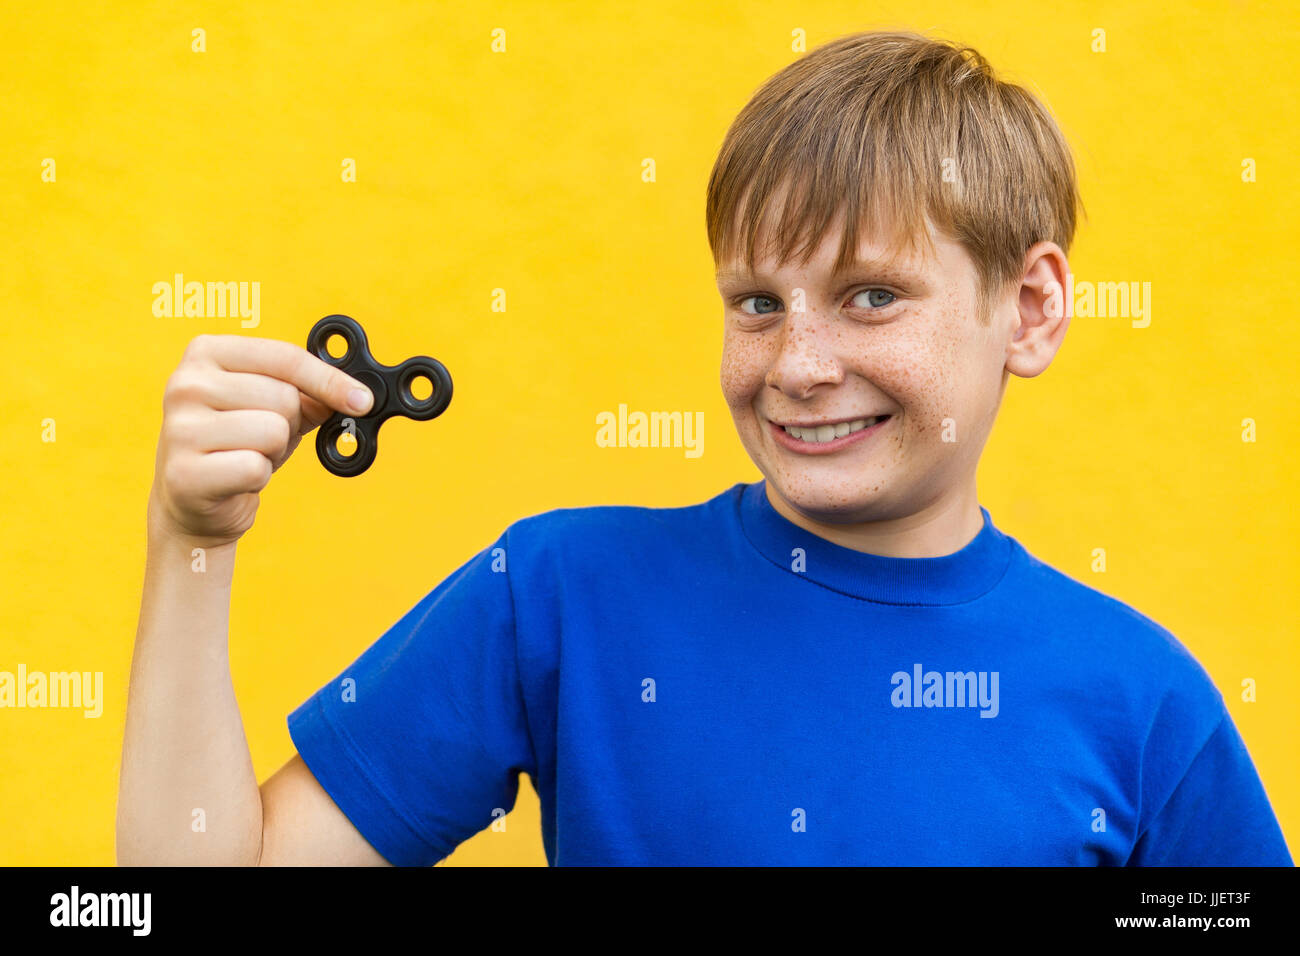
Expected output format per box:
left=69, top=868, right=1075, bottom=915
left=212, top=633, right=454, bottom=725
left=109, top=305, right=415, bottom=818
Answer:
left=717, top=216, right=1012, bottom=524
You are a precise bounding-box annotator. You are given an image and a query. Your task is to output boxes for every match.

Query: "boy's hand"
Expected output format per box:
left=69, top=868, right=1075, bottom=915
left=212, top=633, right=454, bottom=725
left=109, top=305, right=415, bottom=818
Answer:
left=149, top=334, right=374, bottom=546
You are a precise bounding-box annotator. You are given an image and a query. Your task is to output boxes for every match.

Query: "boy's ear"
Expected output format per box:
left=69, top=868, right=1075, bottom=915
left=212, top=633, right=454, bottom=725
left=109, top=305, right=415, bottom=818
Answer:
left=1005, top=241, right=1071, bottom=379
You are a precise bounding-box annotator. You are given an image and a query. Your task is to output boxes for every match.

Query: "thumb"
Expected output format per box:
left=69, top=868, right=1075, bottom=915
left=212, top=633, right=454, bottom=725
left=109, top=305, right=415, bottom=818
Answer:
left=298, top=392, right=338, bottom=435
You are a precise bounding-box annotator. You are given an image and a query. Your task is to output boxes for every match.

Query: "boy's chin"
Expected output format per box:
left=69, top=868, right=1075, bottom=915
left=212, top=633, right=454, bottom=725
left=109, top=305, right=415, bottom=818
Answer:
left=765, top=476, right=895, bottom=526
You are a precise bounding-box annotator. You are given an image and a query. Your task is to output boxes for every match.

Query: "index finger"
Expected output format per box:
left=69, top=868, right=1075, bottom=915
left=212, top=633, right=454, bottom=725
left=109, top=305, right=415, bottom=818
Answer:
left=194, top=335, right=374, bottom=416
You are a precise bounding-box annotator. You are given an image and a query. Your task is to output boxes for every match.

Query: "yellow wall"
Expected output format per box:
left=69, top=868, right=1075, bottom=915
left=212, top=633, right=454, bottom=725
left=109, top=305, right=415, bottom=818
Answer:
left=1, top=1, right=1295, bottom=865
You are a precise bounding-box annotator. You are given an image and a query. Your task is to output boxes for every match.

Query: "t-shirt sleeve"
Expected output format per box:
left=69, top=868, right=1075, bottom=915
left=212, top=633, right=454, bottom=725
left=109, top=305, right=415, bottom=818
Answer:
left=1127, top=710, right=1293, bottom=866
left=286, top=530, right=536, bottom=866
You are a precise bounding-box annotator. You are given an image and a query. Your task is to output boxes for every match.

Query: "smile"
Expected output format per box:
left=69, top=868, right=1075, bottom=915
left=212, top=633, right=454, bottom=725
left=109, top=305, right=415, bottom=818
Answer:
left=768, top=414, right=892, bottom=454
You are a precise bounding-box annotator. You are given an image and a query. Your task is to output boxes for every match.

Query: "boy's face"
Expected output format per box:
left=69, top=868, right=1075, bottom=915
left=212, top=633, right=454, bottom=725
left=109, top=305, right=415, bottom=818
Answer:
left=716, top=212, right=1015, bottom=526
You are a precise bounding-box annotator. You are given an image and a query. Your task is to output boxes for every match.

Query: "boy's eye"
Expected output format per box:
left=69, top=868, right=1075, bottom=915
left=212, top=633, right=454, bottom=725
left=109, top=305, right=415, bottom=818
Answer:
left=733, top=288, right=897, bottom=319
left=739, top=295, right=781, bottom=315
left=853, top=289, right=897, bottom=309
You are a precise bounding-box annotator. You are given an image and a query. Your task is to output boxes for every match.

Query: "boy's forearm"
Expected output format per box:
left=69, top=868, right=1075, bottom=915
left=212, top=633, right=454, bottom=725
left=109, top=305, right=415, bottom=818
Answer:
left=116, top=503, right=263, bottom=866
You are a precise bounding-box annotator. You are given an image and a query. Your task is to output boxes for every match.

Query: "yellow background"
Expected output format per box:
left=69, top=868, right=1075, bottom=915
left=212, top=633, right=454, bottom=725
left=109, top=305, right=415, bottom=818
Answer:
left=2, top=1, right=1296, bottom=865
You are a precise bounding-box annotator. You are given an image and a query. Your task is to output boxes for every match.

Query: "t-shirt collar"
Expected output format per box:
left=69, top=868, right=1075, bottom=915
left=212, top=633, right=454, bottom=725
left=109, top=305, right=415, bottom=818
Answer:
left=738, top=480, right=1013, bottom=606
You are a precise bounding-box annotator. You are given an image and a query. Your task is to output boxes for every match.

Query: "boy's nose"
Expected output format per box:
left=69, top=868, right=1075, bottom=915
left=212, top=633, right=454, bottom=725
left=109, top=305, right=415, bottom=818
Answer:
left=764, top=320, right=845, bottom=398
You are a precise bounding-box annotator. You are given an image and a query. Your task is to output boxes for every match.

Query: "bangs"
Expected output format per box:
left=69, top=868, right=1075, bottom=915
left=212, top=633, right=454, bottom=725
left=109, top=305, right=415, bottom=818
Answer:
left=713, top=162, right=939, bottom=281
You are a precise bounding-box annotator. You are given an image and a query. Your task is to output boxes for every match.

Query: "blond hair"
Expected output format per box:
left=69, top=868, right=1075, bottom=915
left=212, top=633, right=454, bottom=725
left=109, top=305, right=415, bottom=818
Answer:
left=705, top=31, right=1083, bottom=321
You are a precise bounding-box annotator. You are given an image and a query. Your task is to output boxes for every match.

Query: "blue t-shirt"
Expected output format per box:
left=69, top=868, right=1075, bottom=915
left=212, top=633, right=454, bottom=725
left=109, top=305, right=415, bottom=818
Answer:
left=287, top=481, right=1292, bottom=866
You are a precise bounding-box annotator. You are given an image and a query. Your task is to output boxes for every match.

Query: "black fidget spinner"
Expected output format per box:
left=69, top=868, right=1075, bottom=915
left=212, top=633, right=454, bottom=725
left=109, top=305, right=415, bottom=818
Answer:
left=306, top=314, right=452, bottom=477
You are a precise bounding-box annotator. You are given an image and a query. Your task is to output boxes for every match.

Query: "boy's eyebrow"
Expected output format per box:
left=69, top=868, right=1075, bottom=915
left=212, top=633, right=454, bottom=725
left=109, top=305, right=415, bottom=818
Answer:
left=715, top=255, right=920, bottom=285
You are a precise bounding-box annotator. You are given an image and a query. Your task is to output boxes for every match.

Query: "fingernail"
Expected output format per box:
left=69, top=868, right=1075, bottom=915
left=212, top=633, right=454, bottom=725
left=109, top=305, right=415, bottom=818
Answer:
left=348, top=387, right=372, bottom=414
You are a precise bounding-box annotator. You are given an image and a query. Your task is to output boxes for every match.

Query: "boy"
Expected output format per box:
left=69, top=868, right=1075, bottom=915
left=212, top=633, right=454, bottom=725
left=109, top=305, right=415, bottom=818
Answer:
left=118, top=31, right=1292, bottom=865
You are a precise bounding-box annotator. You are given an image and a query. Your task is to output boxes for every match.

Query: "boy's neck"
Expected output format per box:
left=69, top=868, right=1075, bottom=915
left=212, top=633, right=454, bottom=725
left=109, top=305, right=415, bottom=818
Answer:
left=763, top=479, right=986, bottom=559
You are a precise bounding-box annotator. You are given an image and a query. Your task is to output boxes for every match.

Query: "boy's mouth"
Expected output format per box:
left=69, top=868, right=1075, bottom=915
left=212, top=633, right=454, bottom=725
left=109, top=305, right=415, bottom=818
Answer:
left=768, top=414, right=892, bottom=453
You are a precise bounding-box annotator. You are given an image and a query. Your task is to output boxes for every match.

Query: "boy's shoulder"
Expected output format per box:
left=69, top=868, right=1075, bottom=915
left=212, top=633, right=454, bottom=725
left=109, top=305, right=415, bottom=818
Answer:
left=491, top=490, right=1228, bottom=728
left=498, top=482, right=747, bottom=561
left=493, top=491, right=1225, bottom=691
left=1005, top=533, right=1227, bottom=718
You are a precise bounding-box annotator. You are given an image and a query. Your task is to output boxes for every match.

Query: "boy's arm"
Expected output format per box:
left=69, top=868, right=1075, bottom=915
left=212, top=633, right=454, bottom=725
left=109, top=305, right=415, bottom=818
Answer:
left=116, top=521, right=260, bottom=865
left=117, top=334, right=385, bottom=866
left=1127, top=710, right=1293, bottom=866
left=259, top=754, right=389, bottom=866
left=118, top=511, right=388, bottom=866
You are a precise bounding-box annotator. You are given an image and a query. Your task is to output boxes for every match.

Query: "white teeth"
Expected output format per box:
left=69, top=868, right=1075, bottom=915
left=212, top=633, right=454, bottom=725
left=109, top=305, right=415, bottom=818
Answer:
left=782, top=416, right=884, bottom=442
